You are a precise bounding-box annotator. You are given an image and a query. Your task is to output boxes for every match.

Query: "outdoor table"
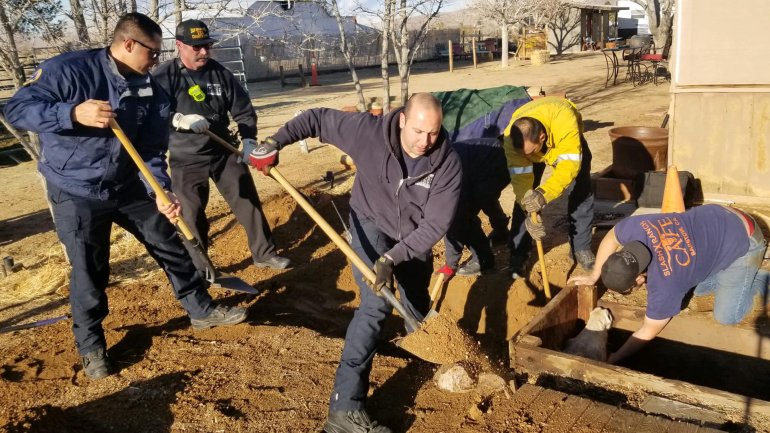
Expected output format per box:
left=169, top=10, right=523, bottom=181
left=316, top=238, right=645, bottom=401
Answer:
left=601, top=47, right=626, bottom=87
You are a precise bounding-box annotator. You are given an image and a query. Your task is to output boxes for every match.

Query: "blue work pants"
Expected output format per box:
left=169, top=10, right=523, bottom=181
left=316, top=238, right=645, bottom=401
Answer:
left=329, top=210, right=432, bottom=411
left=47, top=179, right=213, bottom=355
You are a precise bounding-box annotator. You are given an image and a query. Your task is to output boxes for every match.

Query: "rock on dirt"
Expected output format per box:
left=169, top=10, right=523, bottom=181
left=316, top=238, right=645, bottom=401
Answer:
left=434, top=363, right=475, bottom=393
left=434, top=362, right=507, bottom=397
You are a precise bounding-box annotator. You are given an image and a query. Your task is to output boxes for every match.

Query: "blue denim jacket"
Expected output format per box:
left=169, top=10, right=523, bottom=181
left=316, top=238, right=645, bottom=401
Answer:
left=4, top=48, right=172, bottom=199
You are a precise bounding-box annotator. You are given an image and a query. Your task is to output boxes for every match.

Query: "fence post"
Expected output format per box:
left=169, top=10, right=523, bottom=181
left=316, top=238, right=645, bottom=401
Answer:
left=448, top=40, right=454, bottom=72
left=298, top=64, right=306, bottom=87
left=472, top=37, right=477, bottom=69
left=279, top=65, right=285, bottom=87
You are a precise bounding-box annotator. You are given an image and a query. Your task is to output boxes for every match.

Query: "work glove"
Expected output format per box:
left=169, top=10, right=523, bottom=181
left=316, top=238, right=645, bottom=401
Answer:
left=521, top=188, right=547, bottom=213
left=237, top=138, right=257, bottom=164
left=248, top=137, right=280, bottom=174
left=172, top=113, right=210, bottom=133
left=525, top=214, right=546, bottom=241
left=370, top=255, right=394, bottom=293
left=435, top=264, right=455, bottom=280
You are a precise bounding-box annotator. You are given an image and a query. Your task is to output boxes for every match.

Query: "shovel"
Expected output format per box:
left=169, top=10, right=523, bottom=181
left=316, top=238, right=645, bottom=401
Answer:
left=532, top=212, right=551, bottom=299
left=268, top=167, right=478, bottom=364
left=108, top=119, right=257, bottom=295
left=203, top=131, right=479, bottom=364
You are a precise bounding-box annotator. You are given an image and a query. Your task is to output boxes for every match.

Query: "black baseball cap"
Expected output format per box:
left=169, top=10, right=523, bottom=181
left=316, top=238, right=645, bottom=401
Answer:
left=175, top=19, right=217, bottom=46
left=600, top=241, right=652, bottom=293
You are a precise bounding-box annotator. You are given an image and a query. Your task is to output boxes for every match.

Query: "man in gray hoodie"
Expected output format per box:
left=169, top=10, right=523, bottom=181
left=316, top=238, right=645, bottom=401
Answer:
left=248, top=93, right=462, bottom=433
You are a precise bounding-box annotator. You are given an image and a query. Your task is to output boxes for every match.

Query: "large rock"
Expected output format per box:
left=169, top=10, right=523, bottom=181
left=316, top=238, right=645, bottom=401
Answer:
left=434, top=363, right=475, bottom=393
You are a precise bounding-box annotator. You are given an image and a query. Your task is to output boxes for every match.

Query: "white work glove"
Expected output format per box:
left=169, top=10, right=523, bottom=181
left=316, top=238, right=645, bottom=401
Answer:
left=237, top=138, right=257, bottom=164
left=172, top=113, right=210, bottom=133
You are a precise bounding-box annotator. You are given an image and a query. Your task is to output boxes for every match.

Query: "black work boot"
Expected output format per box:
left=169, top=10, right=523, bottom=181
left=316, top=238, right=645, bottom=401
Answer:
left=324, top=410, right=392, bottom=433
left=457, top=257, right=494, bottom=277
left=81, top=347, right=112, bottom=380
left=190, top=304, right=248, bottom=330
left=574, top=250, right=596, bottom=272
left=254, top=255, right=291, bottom=270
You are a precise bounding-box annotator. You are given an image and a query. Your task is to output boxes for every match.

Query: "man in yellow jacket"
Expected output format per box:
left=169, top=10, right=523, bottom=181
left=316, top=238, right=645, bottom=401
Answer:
left=503, top=96, right=595, bottom=278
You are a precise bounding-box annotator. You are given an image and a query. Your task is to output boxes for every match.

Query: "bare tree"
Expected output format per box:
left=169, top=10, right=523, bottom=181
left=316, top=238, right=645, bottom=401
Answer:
left=630, top=0, right=674, bottom=56
left=380, top=0, right=394, bottom=112
left=0, top=0, right=63, bottom=88
left=67, top=0, right=92, bottom=46
left=546, top=1, right=579, bottom=55
left=529, top=0, right=567, bottom=29
left=326, top=0, right=367, bottom=111
left=390, top=0, right=443, bottom=104
left=470, top=0, right=529, bottom=68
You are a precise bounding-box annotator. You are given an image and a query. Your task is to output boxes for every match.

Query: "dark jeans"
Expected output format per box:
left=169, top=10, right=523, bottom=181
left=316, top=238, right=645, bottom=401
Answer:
left=47, top=180, right=212, bottom=356
left=445, top=190, right=502, bottom=269
left=329, top=210, right=432, bottom=411
left=509, top=135, right=594, bottom=262
left=170, top=152, right=276, bottom=269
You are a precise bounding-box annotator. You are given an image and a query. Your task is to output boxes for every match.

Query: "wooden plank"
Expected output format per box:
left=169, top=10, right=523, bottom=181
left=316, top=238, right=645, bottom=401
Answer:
left=514, top=284, right=579, bottom=350
left=510, top=383, right=545, bottom=410
left=665, top=420, right=700, bottom=433
left=577, top=284, right=598, bottom=322
left=601, top=409, right=649, bottom=433
left=512, top=343, right=770, bottom=422
left=527, top=388, right=568, bottom=425
left=599, top=301, right=770, bottom=359
left=568, top=400, right=618, bottom=433
left=543, top=395, right=591, bottom=433
left=696, top=426, right=727, bottom=433
left=640, top=396, right=724, bottom=424
left=635, top=414, right=671, bottom=433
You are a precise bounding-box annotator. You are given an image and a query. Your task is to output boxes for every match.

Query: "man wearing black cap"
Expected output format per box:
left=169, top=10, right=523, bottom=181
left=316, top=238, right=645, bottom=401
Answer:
left=570, top=204, right=768, bottom=363
left=153, top=19, right=290, bottom=272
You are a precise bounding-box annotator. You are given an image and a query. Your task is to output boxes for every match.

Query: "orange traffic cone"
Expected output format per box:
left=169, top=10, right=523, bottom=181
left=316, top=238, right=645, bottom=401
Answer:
left=310, top=54, right=321, bottom=87
left=661, top=165, right=685, bottom=213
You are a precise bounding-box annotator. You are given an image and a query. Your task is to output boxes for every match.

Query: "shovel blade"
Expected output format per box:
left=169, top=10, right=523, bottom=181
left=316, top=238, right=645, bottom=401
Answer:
left=177, top=230, right=258, bottom=295
left=210, top=274, right=260, bottom=295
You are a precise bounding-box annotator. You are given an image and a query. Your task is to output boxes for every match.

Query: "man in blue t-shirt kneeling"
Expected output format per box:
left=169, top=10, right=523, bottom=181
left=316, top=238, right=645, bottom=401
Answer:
left=569, top=204, right=769, bottom=364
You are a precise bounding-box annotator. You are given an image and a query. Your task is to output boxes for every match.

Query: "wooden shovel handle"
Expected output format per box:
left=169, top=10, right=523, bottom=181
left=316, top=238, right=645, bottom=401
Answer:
left=204, top=130, right=242, bottom=156
left=268, top=166, right=421, bottom=331
left=532, top=212, right=552, bottom=300
left=108, top=118, right=195, bottom=240
left=429, top=272, right=446, bottom=303
left=268, top=167, right=377, bottom=284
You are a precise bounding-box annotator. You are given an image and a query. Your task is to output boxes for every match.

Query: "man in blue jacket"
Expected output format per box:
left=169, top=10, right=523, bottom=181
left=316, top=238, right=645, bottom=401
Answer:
left=3, top=13, right=246, bottom=381
left=248, top=93, right=462, bottom=433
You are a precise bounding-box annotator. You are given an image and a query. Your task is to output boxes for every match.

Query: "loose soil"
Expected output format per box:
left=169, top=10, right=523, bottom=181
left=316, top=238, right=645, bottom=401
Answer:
left=1, top=54, right=767, bottom=432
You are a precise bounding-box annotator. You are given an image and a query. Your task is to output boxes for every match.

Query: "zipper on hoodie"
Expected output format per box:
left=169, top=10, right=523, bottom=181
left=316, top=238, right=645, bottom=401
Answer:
left=394, top=171, right=432, bottom=242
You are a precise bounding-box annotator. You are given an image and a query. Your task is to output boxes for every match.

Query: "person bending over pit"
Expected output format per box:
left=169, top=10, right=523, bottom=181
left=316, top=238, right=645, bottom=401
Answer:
left=153, top=19, right=290, bottom=272
left=441, top=137, right=510, bottom=277
left=503, top=96, right=595, bottom=279
left=569, top=204, right=769, bottom=364
left=3, top=13, right=247, bottom=380
left=246, top=93, right=462, bottom=433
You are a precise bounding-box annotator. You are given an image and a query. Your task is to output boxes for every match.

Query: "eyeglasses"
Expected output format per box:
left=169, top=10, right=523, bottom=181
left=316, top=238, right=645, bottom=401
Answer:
left=133, top=39, right=161, bottom=59
left=191, top=43, right=213, bottom=52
